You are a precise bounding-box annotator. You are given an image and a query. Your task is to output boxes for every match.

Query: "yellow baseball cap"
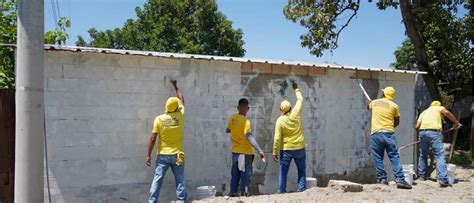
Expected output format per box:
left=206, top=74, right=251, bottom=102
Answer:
left=280, top=100, right=292, bottom=113
left=165, top=97, right=179, bottom=113
left=430, top=100, right=441, bottom=106
left=382, top=87, right=396, bottom=100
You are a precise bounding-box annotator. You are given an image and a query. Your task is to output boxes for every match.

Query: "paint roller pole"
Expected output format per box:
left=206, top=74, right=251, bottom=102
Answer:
left=15, top=0, right=45, bottom=202
left=358, top=83, right=371, bottom=101
left=398, top=125, right=462, bottom=153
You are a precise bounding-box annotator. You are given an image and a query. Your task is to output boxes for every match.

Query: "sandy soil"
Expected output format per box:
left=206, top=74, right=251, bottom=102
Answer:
left=196, top=165, right=474, bottom=203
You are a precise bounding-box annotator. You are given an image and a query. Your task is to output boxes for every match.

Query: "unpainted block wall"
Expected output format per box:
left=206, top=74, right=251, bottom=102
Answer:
left=43, top=51, right=416, bottom=202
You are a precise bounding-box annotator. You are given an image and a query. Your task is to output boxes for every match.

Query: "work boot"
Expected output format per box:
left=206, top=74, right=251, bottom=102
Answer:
left=378, top=179, right=388, bottom=185
left=439, top=181, right=452, bottom=188
left=396, top=180, right=412, bottom=189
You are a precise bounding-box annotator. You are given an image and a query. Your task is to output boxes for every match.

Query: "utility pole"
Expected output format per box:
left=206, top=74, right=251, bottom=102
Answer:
left=15, top=0, right=45, bottom=202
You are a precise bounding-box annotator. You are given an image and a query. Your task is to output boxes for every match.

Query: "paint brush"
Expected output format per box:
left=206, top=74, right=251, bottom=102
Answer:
left=358, top=83, right=371, bottom=101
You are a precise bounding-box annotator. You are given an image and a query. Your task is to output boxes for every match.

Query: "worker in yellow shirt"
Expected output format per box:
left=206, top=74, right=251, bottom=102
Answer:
left=145, top=80, right=187, bottom=202
left=416, top=101, right=460, bottom=187
left=272, top=82, right=306, bottom=193
left=226, top=98, right=265, bottom=197
left=368, top=87, right=411, bottom=189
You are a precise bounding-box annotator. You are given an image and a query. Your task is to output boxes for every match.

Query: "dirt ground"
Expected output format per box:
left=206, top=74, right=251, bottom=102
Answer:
left=196, top=165, right=474, bottom=203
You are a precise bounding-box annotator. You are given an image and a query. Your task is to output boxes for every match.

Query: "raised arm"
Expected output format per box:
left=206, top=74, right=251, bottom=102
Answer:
left=171, top=80, right=184, bottom=106
left=290, top=82, right=303, bottom=118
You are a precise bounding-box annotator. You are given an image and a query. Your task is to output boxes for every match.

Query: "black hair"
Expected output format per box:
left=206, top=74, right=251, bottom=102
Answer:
left=238, top=98, right=249, bottom=107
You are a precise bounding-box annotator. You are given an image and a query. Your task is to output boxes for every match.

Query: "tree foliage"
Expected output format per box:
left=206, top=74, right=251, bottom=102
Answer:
left=283, top=0, right=472, bottom=102
left=391, top=2, right=472, bottom=100
left=0, top=1, right=17, bottom=88
left=0, top=0, right=71, bottom=88
left=77, top=0, right=245, bottom=57
left=45, top=17, right=71, bottom=45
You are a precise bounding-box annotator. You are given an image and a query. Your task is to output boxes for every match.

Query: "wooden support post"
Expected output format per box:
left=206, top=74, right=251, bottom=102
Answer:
left=448, top=111, right=462, bottom=163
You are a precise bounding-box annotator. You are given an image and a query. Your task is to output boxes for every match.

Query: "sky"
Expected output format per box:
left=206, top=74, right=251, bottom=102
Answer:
left=44, top=0, right=420, bottom=69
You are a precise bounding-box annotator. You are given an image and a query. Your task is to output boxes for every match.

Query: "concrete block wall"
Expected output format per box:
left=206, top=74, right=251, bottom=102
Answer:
left=43, top=51, right=417, bottom=202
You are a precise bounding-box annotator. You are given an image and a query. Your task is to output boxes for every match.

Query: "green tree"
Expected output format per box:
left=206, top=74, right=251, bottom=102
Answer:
left=76, top=0, right=245, bottom=57
left=391, top=2, right=472, bottom=102
left=283, top=0, right=472, bottom=102
left=45, top=17, right=71, bottom=45
left=0, top=1, right=71, bottom=88
left=0, top=1, right=17, bottom=88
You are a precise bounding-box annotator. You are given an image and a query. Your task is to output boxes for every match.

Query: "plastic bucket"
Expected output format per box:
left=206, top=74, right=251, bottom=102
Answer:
left=402, top=164, right=415, bottom=185
left=196, top=185, right=216, bottom=200
left=306, top=177, right=317, bottom=188
left=447, top=164, right=456, bottom=185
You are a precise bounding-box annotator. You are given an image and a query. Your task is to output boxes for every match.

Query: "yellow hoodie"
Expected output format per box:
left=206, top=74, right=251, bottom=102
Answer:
left=272, top=88, right=305, bottom=154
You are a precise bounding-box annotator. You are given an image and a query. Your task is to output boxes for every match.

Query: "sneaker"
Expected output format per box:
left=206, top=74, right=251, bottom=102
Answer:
left=396, top=180, right=412, bottom=189
left=439, top=182, right=452, bottom=188
left=378, top=179, right=389, bottom=185
left=418, top=176, right=427, bottom=181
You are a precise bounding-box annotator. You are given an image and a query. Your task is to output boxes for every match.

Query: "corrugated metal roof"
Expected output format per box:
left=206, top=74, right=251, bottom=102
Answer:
left=44, top=45, right=426, bottom=75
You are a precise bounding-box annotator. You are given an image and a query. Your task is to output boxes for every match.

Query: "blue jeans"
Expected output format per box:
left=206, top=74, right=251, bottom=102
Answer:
left=148, top=154, right=187, bottom=203
left=418, top=130, right=448, bottom=183
left=229, top=153, right=254, bottom=196
left=279, top=148, right=306, bottom=193
left=370, top=132, right=405, bottom=182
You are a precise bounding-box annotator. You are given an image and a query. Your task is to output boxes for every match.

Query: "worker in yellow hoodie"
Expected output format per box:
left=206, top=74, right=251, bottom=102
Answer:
left=145, top=80, right=187, bottom=202
left=272, top=82, right=306, bottom=193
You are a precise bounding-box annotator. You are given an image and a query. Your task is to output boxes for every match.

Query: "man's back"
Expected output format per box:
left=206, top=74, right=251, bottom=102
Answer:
left=153, top=106, right=185, bottom=155
left=227, top=114, right=253, bottom=155
left=418, top=106, right=445, bottom=130
left=273, top=88, right=305, bottom=153
left=369, top=98, right=400, bottom=134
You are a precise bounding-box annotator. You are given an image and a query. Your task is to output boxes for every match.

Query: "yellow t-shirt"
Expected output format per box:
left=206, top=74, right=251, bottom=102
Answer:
left=227, top=114, right=253, bottom=155
left=272, top=89, right=305, bottom=155
left=152, top=105, right=185, bottom=155
left=417, top=106, right=446, bottom=130
left=369, top=98, right=400, bottom=134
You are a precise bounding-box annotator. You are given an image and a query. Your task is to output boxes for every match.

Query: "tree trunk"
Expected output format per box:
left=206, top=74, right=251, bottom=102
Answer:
left=399, top=0, right=441, bottom=101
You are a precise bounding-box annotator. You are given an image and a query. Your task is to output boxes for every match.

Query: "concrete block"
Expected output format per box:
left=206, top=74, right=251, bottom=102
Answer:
left=45, top=50, right=75, bottom=65
left=240, top=62, right=252, bottom=73
left=290, top=65, right=308, bottom=76
left=271, top=64, right=290, bottom=75
left=117, top=55, right=142, bottom=68
left=253, top=63, right=272, bottom=74
left=328, top=180, right=363, bottom=192
left=308, top=67, right=327, bottom=76
left=78, top=52, right=109, bottom=67
left=352, top=70, right=372, bottom=79
left=150, top=57, right=181, bottom=69
left=63, top=64, right=114, bottom=80
left=381, top=72, right=414, bottom=82
left=44, top=63, right=64, bottom=78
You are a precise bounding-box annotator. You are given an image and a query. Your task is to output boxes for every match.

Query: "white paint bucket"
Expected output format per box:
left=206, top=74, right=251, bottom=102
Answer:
left=447, top=164, right=456, bottom=185
left=306, top=177, right=317, bottom=188
left=402, top=164, right=415, bottom=185
left=196, top=185, right=216, bottom=200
